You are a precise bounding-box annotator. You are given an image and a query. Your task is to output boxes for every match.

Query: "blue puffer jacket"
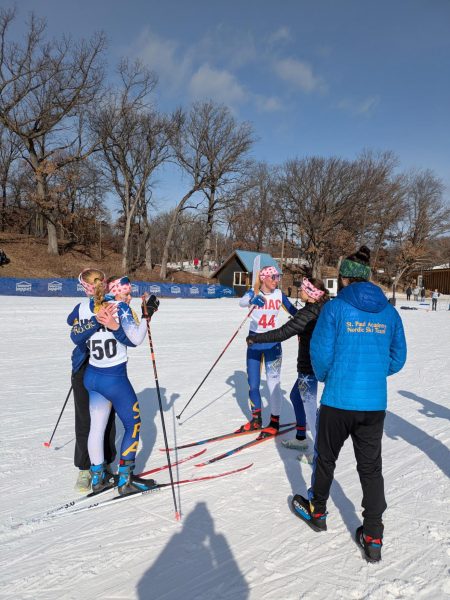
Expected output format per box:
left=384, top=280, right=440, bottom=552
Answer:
left=310, top=282, right=407, bottom=411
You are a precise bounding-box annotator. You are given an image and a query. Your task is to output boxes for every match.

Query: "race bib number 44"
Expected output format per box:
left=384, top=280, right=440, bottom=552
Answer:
left=258, top=314, right=276, bottom=329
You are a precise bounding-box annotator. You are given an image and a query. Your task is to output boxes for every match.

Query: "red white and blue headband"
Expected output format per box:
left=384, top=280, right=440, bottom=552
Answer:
left=301, top=277, right=325, bottom=300
left=107, top=276, right=132, bottom=296
left=78, top=269, right=106, bottom=297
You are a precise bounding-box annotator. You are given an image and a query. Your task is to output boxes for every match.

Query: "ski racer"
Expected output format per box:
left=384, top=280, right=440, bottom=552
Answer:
left=237, top=265, right=297, bottom=437
left=67, top=268, right=117, bottom=492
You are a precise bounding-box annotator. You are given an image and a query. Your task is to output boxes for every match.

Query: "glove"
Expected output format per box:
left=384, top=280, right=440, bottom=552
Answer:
left=246, top=335, right=258, bottom=347
left=142, top=294, right=160, bottom=319
left=250, top=294, right=265, bottom=308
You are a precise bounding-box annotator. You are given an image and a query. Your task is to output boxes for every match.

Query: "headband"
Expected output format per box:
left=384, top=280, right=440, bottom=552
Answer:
left=107, top=276, right=132, bottom=296
left=339, top=259, right=371, bottom=280
left=78, top=269, right=106, bottom=297
left=301, top=277, right=325, bottom=300
left=259, top=266, right=280, bottom=281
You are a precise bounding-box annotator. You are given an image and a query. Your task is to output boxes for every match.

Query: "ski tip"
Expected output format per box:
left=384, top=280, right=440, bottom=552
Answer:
left=43, top=442, right=51, bottom=447
left=175, top=511, right=181, bottom=521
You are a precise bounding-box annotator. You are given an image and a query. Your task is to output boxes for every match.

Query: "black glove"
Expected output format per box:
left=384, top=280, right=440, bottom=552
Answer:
left=142, top=294, right=160, bottom=319
left=246, top=335, right=258, bottom=347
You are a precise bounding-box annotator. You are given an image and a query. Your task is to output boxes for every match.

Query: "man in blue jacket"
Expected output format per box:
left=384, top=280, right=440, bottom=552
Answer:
left=291, top=246, right=407, bottom=563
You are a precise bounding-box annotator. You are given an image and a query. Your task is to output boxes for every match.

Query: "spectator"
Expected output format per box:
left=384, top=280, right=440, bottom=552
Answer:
left=291, top=245, right=407, bottom=564
left=420, top=287, right=426, bottom=301
left=431, top=289, right=440, bottom=311
left=406, top=286, right=412, bottom=301
left=413, top=286, right=420, bottom=301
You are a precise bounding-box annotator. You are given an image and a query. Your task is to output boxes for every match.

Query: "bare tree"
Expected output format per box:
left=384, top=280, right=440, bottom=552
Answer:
left=92, top=59, right=175, bottom=271
left=0, top=8, right=105, bottom=254
left=387, top=169, right=450, bottom=285
left=223, top=162, right=278, bottom=251
left=196, top=102, right=254, bottom=274
left=276, top=157, right=363, bottom=277
left=159, top=105, right=212, bottom=279
left=0, top=123, right=20, bottom=230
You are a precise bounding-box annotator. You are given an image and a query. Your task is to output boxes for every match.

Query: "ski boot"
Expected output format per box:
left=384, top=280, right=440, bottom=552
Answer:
left=74, top=469, right=91, bottom=493
left=257, top=414, right=280, bottom=439
left=282, top=424, right=308, bottom=449
left=90, top=462, right=112, bottom=493
left=235, top=412, right=262, bottom=434
left=297, top=452, right=314, bottom=464
left=291, top=494, right=327, bottom=532
left=356, top=526, right=382, bottom=563
left=118, top=460, right=157, bottom=496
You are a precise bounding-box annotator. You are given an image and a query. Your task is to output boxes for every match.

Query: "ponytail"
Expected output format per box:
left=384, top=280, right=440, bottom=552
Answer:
left=93, top=278, right=106, bottom=311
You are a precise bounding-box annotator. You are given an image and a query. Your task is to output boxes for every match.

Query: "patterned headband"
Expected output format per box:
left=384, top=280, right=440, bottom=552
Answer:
left=78, top=269, right=106, bottom=297
left=107, top=276, right=132, bottom=296
left=339, top=259, right=371, bottom=280
left=301, top=277, right=325, bottom=300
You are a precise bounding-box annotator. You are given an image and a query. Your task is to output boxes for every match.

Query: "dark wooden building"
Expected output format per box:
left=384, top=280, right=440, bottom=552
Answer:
left=212, top=250, right=281, bottom=297
left=420, top=266, right=450, bottom=294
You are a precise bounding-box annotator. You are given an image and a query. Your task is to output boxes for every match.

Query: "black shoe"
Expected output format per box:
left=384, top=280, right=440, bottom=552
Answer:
left=291, top=494, right=327, bottom=532
left=356, top=526, right=382, bottom=563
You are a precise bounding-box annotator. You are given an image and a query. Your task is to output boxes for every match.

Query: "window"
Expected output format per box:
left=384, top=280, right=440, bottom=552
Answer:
left=233, top=272, right=248, bottom=286
left=327, top=279, right=335, bottom=288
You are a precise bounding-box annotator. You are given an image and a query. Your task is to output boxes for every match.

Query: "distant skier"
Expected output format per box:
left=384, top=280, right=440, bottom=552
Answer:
left=431, top=289, right=440, bottom=311
left=247, top=277, right=328, bottom=460
left=67, top=268, right=117, bottom=492
left=237, top=266, right=297, bottom=437
left=291, top=246, right=407, bottom=563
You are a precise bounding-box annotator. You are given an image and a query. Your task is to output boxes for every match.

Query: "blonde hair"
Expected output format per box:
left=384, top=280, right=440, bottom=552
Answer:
left=80, top=268, right=106, bottom=310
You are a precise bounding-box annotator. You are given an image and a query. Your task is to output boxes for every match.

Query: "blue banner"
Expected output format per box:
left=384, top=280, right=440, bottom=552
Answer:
left=0, top=277, right=235, bottom=299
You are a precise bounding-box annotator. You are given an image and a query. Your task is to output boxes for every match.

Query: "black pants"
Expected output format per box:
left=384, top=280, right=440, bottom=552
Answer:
left=311, top=405, right=387, bottom=538
left=432, top=298, right=437, bottom=311
left=72, top=363, right=117, bottom=470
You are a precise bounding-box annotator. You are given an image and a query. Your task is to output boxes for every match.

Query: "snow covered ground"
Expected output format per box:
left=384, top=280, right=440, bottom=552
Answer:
left=0, top=296, right=449, bottom=600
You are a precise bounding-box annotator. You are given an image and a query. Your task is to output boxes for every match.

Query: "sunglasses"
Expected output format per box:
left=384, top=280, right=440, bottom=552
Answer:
left=118, top=276, right=131, bottom=285
left=270, top=274, right=280, bottom=281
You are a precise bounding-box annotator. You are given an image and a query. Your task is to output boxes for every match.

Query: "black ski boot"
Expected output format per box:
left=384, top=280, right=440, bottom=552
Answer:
left=356, top=526, right=382, bottom=563
left=291, top=494, right=327, bottom=531
left=118, top=460, right=157, bottom=496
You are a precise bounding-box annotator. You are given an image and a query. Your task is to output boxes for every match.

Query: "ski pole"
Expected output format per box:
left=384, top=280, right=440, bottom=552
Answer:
left=43, top=385, right=73, bottom=448
left=176, top=306, right=256, bottom=421
left=142, top=296, right=180, bottom=521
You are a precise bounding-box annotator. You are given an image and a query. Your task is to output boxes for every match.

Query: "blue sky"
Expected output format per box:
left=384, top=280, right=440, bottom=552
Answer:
left=5, top=0, right=450, bottom=209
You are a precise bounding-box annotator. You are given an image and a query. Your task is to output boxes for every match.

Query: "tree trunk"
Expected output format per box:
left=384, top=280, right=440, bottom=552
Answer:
left=160, top=188, right=196, bottom=279
left=202, top=192, right=215, bottom=275
left=35, top=171, right=59, bottom=256
left=122, top=214, right=133, bottom=271
left=46, top=220, right=59, bottom=255
left=311, top=253, right=323, bottom=279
